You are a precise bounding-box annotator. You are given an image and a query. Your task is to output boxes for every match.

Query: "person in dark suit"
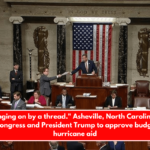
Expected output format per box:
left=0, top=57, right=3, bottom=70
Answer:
left=67, top=142, right=85, bottom=150
left=70, top=54, right=97, bottom=75
left=49, top=141, right=65, bottom=150
left=11, top=92, right=26, bottom=110
left=55, top=88, right=74, bottom=108
left=108, top=141, right=125, bottom=150
left=10, top=63, right=23, bottom=103
left=104, top=90, right=122, bottom=108
left=96, top=141, right=110, bottom=150
left=40, top=68, right=61, bottom=105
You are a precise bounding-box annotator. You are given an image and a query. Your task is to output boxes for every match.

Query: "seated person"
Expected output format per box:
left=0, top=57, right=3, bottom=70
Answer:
left=96, top=141, right=110, bottom=150
left=11, top=92, right=26, bottom=110
left=67, top=142, right=85, bottom=150
left=0, top=86, right=2, bottom=100
left=108, top=141, right=125, bottom=150
left=49, top=141, right=65, bottom=150
left=104, top=90, right=122, bottom=108
left=55, top=88, right=74, bottom=108
left=27, top=90, right=46, bottom=106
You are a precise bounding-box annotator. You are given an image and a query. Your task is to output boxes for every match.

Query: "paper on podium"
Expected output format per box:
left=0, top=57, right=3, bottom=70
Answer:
left=61, top=72, right=69, bottom=76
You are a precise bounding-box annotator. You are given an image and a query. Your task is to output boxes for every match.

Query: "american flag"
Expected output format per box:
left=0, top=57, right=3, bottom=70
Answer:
left=72, top=23, right=112, bottom=83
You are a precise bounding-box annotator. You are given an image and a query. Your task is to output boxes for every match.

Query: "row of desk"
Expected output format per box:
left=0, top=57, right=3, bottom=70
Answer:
left=0, top=101, right=148, bottom=150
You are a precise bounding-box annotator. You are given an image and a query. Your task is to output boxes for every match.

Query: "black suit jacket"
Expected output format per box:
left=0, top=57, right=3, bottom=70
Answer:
left=55, top=95, right=73, bottom=107
left=67, top=142, right=84, bottom=150
left=100, top=144, right=110, bottom=150
left=11, top=99, right=26, bottom=110
left=104, top=96, right=122, bottom=107
left=10, top=70, right=23, bottom=92
left=49, top=146, right=65, bottom=150
left=71, top=60, right=97, bottom=75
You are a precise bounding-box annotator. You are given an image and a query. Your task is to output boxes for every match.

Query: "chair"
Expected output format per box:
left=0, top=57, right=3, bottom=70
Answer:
left=131, top=80, right=150, bottom=106
left=134, top=97, right=150, bottom=109
left=135, top=80, right=149, bottom=97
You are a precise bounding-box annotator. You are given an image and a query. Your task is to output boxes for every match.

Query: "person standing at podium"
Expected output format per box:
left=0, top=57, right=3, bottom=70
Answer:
left=70, top=54, right=97, bottom=75
left=40, top=68, right=62, bottom=105
left=10, top=63, right=23, bottom=103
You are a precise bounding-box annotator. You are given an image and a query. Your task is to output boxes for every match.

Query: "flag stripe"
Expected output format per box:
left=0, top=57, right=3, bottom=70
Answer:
left=107, top=25, right=112, bottom=82
left=72, top=50, right=76, bottom=82
left=102, top=25, right=105, bottom=81
left=76, top=50, right=79, bottom=78
left=104, top=25, right=109, bottom=82
left=87, top=50, right=91, bottom=60
left=99, top=25, right=103, bottom=76
left=93, top=25, right=97, bottom=62
left=96, top=25, right=100, bottom=62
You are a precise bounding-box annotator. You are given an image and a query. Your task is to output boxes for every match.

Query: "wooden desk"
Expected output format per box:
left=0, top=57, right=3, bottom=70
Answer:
left=76, top=75, right=102, bottom=87
left=0, top=101, right=11, bottom=109
left=51, top=84, right=128, bottom=108
left=75, top=95, right=97, bottom=109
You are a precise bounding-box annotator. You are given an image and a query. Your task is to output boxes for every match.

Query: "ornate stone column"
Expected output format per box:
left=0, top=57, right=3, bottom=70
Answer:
left=116, top=18, right=131, bottom=84
left=54, top=17, right=68, bottom=82
left=9, top=16, right=24, bottom=70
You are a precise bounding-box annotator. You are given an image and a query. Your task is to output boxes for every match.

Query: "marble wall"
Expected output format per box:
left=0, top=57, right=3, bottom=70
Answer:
left=127, top=25, right=150, bottom=85
left=21, top=23, right=58, bottom=85
left=0, top=0, right=13, bottom=93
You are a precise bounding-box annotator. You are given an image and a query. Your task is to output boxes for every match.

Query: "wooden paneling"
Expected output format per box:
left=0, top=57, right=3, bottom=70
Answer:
left=76, top=75, right=102, bottom=87
left=75, top=95, right=97, bottom=109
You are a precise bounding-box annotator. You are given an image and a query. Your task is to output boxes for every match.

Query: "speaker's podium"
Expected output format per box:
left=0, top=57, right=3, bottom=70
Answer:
left=75, top=74, right=102, bottom=109
left=76, top=74, right=102, bottom=87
